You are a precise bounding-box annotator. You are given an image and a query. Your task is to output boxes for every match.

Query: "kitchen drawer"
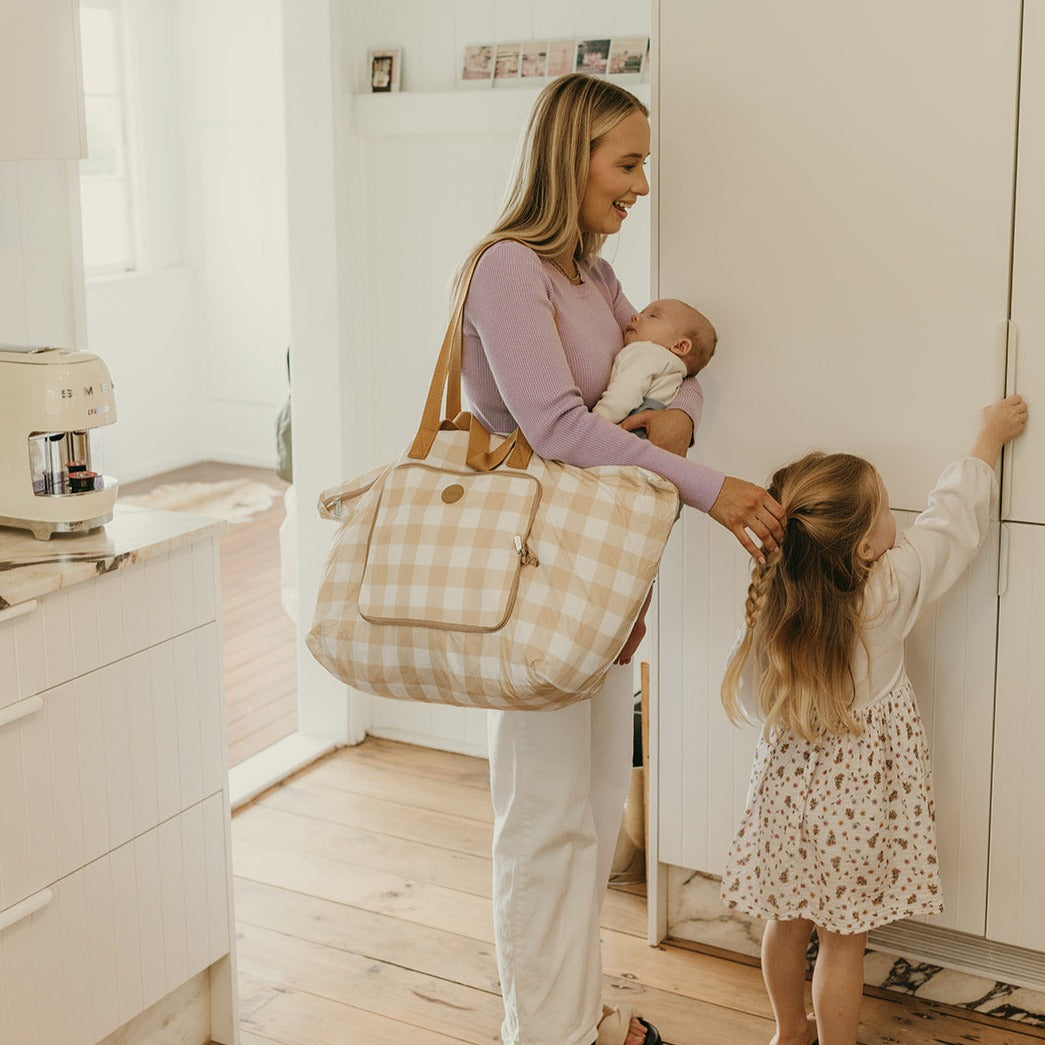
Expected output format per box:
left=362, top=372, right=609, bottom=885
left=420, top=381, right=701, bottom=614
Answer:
left=0, top=794, right=230, bottom=1045
left=0, top=538, right=219, bottom=711
left=0, top=623, right=225, bottom=913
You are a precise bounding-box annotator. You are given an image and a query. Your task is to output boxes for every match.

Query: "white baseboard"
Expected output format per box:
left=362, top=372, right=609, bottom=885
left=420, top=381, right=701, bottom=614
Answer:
left=229, top=730, right=339, bottom=810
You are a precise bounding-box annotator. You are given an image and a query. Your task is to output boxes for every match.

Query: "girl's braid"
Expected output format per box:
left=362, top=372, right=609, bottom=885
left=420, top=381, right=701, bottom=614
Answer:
left=744, top=546, right=782, bottom=631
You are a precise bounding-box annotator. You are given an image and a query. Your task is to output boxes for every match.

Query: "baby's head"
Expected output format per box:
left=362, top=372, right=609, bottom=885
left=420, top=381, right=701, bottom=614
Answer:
left=624, top=298, right=717, bottom=376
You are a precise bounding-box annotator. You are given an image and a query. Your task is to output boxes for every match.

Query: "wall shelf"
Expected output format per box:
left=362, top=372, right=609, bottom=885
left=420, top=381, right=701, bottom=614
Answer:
left=349, top=82, right=651, bottom=137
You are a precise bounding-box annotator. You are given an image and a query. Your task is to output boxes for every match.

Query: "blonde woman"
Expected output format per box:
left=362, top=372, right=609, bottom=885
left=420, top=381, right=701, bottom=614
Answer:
left=458, top=73, right=786, bottom=1045
left=720, top=396, right=1027, bottom=1045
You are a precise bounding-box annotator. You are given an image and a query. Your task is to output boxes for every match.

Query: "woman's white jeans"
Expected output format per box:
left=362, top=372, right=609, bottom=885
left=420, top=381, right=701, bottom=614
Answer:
left=487, top=663, right=635, bottom=1045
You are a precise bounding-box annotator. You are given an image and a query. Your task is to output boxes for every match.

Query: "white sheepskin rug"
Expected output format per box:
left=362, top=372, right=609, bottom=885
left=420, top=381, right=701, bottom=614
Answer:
left=120, top=478, right=280, bottom=524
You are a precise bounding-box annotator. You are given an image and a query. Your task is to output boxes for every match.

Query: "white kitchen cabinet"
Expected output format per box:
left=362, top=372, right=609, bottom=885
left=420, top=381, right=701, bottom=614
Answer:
left=657, top=0, right=1018, bottom=514
left=0, top=0, right=87, bottom=160
left=654, top=0, right=1045, bottom=964
left=988, top=523, right=1045, bottom=949
left=0, top=522, right=237, bottom=1045
left=1006, top=0, right=1045, bottom=525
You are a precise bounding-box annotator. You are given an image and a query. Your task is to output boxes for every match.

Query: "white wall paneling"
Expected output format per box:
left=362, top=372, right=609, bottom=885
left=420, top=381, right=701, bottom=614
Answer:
left=0, top=0, right=86, bottom=160
left=0, top=161, right=86, bottom=349
left=988, top=522, right=1045, bottom=950
left=1006, top=0, right=1045, bottom=525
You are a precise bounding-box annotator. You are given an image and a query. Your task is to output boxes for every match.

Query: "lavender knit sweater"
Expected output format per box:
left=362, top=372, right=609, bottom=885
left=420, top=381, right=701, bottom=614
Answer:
left=461, top=240, right=726, bottom=512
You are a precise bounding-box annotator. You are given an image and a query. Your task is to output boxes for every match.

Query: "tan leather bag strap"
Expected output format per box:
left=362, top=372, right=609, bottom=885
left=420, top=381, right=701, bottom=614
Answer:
left=407, top=240, right=533, bottom=473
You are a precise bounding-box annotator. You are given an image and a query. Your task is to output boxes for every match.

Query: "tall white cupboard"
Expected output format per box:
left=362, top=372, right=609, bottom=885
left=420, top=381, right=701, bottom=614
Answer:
left=654, top=0, right=1045, bottom=961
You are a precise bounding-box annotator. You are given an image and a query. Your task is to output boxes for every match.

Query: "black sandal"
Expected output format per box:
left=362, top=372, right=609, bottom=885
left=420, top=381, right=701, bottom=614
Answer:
left=637, top=1017, right=662, bottom=1044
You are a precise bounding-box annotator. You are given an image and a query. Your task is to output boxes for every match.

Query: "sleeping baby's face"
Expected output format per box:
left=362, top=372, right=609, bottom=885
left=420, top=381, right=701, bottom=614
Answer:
left=623, top=300, right=688, bottom=349
left=625, top=299, right=718, bottom=377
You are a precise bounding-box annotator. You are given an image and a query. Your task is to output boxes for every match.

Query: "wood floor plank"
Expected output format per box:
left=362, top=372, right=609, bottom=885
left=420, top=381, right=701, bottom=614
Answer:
left=238, top=922, right=505, bottom=1044
left=238, top=973, right=466, bottom=1045
left=234, top=877, right=501, bottom=994
left=257, top=778, right=494, bottom=857
left=342, top=735, right=492, bottom=789
left=302, top=753, right=494, bottom=824
left=234, top=803, right=493, bottom=897
left=232, top=835, right=495, bottom=942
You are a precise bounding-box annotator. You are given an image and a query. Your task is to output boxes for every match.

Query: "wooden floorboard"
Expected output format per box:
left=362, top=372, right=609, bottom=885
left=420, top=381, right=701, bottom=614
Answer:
left=232, top=739, right=1045, bottom=1045
left=120, top=460, right=297, bottom=766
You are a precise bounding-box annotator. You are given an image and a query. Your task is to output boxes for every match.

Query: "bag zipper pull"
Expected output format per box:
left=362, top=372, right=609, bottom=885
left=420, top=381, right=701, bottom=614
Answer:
left=514, top=535, right=539, bottom=567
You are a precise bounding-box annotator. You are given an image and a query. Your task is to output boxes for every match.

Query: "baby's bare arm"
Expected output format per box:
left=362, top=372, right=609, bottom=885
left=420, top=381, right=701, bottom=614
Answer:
left=971, top=394, right=1029, bottom=467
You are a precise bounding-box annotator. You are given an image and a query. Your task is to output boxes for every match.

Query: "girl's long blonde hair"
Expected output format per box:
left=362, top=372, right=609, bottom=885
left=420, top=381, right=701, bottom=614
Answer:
left=450, top=73, right=648, bottom=307
left=721, top=452, right=884, bottom=741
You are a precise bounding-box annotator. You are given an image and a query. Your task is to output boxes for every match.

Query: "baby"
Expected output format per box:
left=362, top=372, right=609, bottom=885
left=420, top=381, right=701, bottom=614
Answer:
left=593, top=297, right=717, bottom=434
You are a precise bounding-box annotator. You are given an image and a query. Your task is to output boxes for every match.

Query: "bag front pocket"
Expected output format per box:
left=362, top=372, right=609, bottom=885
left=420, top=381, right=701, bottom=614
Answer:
left=359, top=464, right=541, bottom=631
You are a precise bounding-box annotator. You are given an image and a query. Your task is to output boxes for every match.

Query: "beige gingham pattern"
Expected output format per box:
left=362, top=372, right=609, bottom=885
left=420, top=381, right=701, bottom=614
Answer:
left=359, top=464, right=540, bottom=630
left=307, top=428, right=679, bottom=711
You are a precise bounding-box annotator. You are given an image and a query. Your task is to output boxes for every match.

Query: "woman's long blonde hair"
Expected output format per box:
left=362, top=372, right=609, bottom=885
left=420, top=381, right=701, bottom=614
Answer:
left=721, top=452, right=884, bottom=741
left=450, top=73, right=648, bottom=306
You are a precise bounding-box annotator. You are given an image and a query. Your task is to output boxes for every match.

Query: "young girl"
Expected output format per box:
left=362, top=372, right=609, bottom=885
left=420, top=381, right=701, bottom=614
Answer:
left=720, top=395, right=1028, bottom=1045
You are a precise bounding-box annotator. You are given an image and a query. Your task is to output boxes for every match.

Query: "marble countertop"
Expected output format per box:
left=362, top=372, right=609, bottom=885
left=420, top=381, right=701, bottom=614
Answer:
left=0, top=506, right=225, bottom=610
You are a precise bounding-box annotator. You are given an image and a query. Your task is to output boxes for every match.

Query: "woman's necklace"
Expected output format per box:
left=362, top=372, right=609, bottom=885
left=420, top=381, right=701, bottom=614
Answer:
left=549, top=255, right=583, bottom=285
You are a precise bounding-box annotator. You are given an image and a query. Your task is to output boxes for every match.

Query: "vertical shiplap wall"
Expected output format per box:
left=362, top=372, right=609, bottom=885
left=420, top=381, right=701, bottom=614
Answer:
left=325, top=0, right=651, bottom=755
left=0, top=161, right=85, bottom=349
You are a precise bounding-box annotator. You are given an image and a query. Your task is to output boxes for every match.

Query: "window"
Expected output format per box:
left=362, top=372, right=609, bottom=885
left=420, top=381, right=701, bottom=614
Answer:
left=79, top=0, right=136, bottom=275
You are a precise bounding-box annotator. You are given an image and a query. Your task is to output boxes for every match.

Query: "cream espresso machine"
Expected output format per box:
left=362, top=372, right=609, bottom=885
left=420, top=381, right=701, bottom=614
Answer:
left=0, top=345, right=118, bottom=540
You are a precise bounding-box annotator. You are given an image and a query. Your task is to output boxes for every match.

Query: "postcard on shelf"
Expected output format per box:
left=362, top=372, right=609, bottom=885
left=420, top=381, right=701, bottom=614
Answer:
left=494, top=42, right=522, bottom=85
left=608, top=36, right=648, bottom=79
left=520, top=40, right=549, bottom=80
left=575, top=38, right=611, bottom=75
left=545, top=39, right=575, bottom=78
left=461, top=43, right=495, bottom=87
left=368, top=48, right=401, bottom=92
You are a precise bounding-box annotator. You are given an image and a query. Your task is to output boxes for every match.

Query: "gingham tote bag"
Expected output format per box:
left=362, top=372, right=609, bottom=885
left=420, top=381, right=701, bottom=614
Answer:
left=306, top=245, right=680, bottom=711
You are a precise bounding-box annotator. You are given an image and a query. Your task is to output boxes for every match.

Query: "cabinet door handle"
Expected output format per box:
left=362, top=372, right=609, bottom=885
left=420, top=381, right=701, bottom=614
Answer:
left=1002, top=326, right=1018, bottom=521
left=0, top=695, right=43, bottom=731
left=0, top=888, right=54, bottom=933
left=997, top=524, right=1010, bottom=598
left=0, top=599, right=38, bottom=625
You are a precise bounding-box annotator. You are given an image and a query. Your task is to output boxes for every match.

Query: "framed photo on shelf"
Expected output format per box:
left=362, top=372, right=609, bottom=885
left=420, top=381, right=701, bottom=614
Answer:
left=461, top=43, right=495, bottom=86
left=608, top=36, right=647, bottom=79
left=368, top=48, right=400, bottom=93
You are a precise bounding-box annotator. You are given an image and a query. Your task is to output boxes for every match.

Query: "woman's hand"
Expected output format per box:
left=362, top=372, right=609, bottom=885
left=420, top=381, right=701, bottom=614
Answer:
left=620, top=407, right=693, bottom=456
left=709, top=477, right=787, bottom=562
left=615, top=586, right=654, bottom=666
